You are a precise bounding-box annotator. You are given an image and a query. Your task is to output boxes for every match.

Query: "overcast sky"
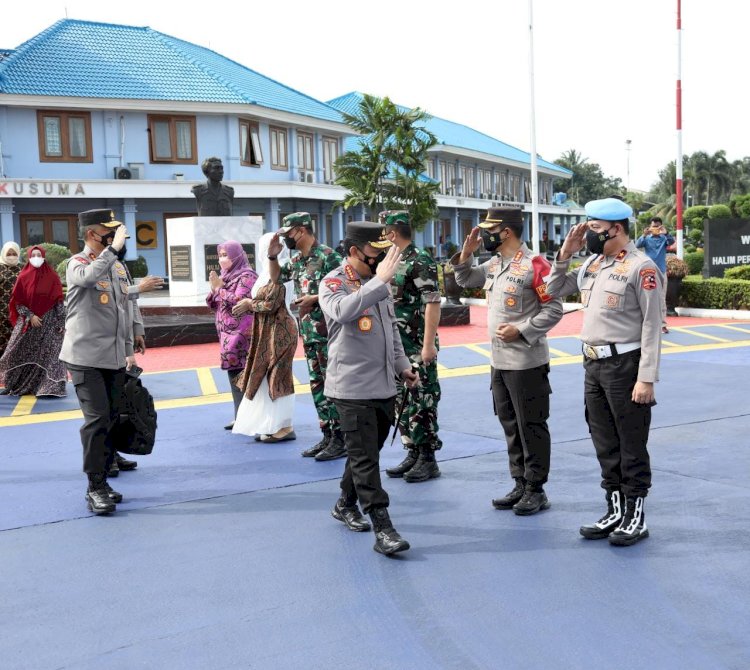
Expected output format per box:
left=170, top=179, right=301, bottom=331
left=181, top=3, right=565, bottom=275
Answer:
left=2, top=0, right=746, bottom=192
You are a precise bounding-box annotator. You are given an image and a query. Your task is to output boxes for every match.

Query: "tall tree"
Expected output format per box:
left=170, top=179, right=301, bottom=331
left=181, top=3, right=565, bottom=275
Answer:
left=553, top=149, right=624, bottom=204
left=333, top=94, right=439, bottom=230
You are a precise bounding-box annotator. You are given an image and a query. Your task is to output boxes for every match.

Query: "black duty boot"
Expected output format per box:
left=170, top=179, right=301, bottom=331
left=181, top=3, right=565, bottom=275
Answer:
left=103, top=481, right=123, bottom=503
left=512, top=482, right=550, bottom=516
left=492, top=478, right=526, bottom=510
left=370, top=507, right=410, bottom=556
left=386, top=448, right=419, bottom=478
left=116, top=453, right=137, bottom=471
left=580, top=490, right=624, bottom=540
left=107, top=457, right=120, bottom=478
left=609, top=496, right=649, bottom=546
left=331, top=496, right=371, bottom=532
left=85, top=474, right=116, bottom=515
left=315, top=429, right=347, bottom=461
left=301, top=428, right=330, bottom=457
left=403, top=448, right=440, bottom=483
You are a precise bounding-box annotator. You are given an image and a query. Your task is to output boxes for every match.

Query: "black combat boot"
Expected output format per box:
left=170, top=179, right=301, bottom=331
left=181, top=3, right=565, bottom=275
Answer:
left=315, top=429, right=347, bottom=461
left=609, top=495, right=649, bottom=546
left=102, top=481, right=123, bottom=503
left=492, top=477, right=526, bottom=510
left=116, top=453, right=138, bottom=471
left=370, top=507, right=410, bottom=556
left=580, top=490, right=624, bottom=540
left=512, top=481, right=550, bottom=516
left=301, top=428, right=330, bottom=457
left=403, top=447, right=441, bottom=483
left=386, top=448, right=419, bottom=478
left=107, top=457, right=120, bottom=478
left=331, top=494, right=371, bottom=532
left=85, top=473, right=116, bottom=515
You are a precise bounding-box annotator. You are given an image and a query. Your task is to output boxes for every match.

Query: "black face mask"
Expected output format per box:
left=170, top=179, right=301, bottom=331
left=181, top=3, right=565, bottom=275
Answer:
left=481, top=228, right=505, bottom=253
left=586, top=225, right=615, bottom=255
left=94, top=231, right=116, bottom=247
left=359, top=249, right=387, bottom=272
left=116, top=243, right=128, bottom=262
left=283, top=236, right=297, bottom=251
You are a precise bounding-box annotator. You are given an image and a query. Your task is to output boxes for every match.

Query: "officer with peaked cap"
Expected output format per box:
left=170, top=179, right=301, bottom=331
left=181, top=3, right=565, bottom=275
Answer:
left=60, top=209, right=136, bottom=515
left=267, top=213, right=344, bottom=460
left=319, top=220, right=419, bottom=556
left=546, top=197, right=663, bottom=546
left=452, top=207, right=563, bottom=515
left=379, top=210, right=444, bottom=482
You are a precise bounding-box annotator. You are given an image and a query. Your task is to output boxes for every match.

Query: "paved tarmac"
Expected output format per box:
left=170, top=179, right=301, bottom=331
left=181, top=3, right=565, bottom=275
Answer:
left=1, top=312, right=749, bottom=669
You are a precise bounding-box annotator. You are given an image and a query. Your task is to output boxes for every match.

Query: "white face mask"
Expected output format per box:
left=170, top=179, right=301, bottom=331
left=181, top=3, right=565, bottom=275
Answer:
left=29, top=256, right=44, bottom=268
left=4, top=255, right=19, bottom=266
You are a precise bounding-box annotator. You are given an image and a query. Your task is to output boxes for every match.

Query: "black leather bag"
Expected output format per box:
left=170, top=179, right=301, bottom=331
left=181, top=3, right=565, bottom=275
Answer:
left=112, top=376, right=158, bottom=455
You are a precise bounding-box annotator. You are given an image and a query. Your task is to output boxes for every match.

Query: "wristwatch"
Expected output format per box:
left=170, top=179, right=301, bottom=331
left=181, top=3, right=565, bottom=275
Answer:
left=267, top=255, right=278, bottom=261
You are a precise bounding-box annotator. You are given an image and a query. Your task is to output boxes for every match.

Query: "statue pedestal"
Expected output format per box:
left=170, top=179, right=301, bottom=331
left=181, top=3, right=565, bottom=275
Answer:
left=439, top=302, right=470, bottom=326
left=166, top=216, right=263, bottom=298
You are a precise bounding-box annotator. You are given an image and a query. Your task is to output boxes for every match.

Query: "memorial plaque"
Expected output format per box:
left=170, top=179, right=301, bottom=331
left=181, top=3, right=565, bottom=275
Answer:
left=204, top=244, right=256, bottom=280
left=169, top=245, right=193, bottom=282
left=703, top=219, right=750, bottom=278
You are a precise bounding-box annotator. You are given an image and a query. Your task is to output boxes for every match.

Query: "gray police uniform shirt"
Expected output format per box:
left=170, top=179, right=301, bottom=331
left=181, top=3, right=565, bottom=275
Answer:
left=319, top=260, right=410, bottom=400
left=544, top=241, right=662, bottom=382
left=59, top=245, right=134, bottom=369
left=451, top=244, right=563, bottom=371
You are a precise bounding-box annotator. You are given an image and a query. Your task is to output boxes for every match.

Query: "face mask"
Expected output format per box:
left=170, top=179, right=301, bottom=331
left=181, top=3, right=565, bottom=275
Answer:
left=586, top=225, right=615, bottom=255
left=359, top=249, right=387, bottom=272
left=218, top=257, right=233, bottom=271
left=4, top=255, right=19, bottom=267
left=283, top=236, right=297, bottom=251
left=29, top=256, right=44, bottom=268
left=481, top=229, right=505, bottom=253
left=116, top=244, right=128, bottom=262
left=94, top=231, right=116, bottom=247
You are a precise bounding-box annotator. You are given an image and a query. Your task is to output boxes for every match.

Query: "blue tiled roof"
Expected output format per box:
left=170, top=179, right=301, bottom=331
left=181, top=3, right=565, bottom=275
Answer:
left=328, top=92, right=571, bottom=176
left=0, top=19, right=343, bottom=123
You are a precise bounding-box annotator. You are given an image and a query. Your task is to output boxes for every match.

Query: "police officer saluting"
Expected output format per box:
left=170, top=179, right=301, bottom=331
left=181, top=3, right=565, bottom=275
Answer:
left=545, top=197, right=662, bottom=546
left=60, top=209, right=137, bottom=515
left=319, top=221, right=419, bottom=556
left=452, top=208, right=563, bottom=514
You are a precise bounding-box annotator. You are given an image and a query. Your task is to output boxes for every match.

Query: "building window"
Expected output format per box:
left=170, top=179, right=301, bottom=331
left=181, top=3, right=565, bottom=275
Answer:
left=440, top=161, right=455, bottom=195
left=495, top=172, right=506, bottom=199
left=270, top=127, right=288, bottom=170
left=21, top=214, right=81, bottom=253
left=239, top=119, right=263, bottom=166
left=37, top=111, right=92, bottom=163
left=148, top=115, right=197, bottom=164
left=478, top=169, right=493, bottom=198
left=323, top=137, right=339, bottom=184
left=297, top=131, right=314, bottom=181
left=459, top=166, right=474, bottom=197
left=425, top=159, right=436, bottom=181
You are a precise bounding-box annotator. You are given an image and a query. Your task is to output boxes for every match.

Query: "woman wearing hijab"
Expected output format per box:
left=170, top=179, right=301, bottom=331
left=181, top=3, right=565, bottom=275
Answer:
left=0, top=245, right=67, bottom=397
left=0, top=242, right=22, bottom=367
left=207, top=240, right=258, bottom=429
left=232, top=233, right=297, bottom=442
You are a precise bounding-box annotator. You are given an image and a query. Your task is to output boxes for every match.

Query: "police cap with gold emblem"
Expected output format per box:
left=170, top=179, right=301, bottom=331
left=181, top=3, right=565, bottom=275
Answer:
left=78, top=208, right=123, bottom=230
left=478, top=207, right=524, bottom=229
left=278, top=212, right=314, bottom=235
left=346, top=220, right=392, bottom=249
left=378, top=210, right=410, bottom=227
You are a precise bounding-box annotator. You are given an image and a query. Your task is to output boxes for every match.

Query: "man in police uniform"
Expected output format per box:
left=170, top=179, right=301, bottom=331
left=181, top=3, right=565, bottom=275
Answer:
left=60, top=209, right=136, bottom=515
left=545, top=197, right=662, bottom=546
left=452, top=208, right=563, bottom=515
left=379, top=210, right=443, bottom=482
left=267, top=213, right=344, bottom=459
left=319, top=221, right=419, bottom=556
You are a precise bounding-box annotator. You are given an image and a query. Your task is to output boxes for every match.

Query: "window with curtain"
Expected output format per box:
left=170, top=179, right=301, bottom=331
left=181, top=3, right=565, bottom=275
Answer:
left=240, top=119, right=263, bottom=166
left=297, top=131, right=314, bottom=174
left=323, top=137, right=338, bottom=183
left=270, top=127, right=288, bottom=170
left=147, top=115, right=197, bottom=164
left=37, top=111, right=92, bottom=162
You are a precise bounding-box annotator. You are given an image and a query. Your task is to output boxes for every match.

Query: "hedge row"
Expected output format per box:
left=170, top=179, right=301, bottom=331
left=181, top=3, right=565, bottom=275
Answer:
left=680, top=275, right=750, bottom=310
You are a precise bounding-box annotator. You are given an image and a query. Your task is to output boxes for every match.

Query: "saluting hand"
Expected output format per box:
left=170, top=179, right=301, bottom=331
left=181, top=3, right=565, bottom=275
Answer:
left=375, top=245, right=402, bottom=284
left=267, top=233, right=283, bottom=259
left=459, top=228, right=482, bottom=263
left=112, top=225, right=128, bottom=252
left=559, top=223, right=588, bottom=260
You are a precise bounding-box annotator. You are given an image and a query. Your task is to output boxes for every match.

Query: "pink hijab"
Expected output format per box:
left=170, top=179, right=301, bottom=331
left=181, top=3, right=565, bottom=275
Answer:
left=218, top=240, right=254, bottom=285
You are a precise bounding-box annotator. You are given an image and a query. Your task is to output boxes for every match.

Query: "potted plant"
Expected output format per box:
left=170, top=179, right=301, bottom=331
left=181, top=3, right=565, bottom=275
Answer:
left=665, top=254, right=688, bottom=316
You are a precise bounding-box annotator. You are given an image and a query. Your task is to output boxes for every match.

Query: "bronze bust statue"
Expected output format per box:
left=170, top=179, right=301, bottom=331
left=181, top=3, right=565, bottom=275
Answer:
left=191, top=157, right=234, bottom=216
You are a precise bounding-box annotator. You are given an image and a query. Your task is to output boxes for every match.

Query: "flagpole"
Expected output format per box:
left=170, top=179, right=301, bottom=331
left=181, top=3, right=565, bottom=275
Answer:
left=676, top=0, right=684, bottom=258
left=528, top=0, right=540, bottom=255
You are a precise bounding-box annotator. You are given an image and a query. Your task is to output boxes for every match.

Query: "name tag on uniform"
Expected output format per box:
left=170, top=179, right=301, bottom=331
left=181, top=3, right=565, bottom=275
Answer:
left=483, top=275, right=494, bottom=290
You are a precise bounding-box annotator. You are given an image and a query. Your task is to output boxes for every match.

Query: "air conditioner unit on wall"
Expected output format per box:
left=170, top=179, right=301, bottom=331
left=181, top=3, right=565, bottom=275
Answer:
left=114, top=167, right=132, bottom=180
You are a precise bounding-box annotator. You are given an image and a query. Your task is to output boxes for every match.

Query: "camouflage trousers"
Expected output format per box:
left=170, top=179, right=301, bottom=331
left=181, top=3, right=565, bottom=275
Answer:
left=303, top=337, right=339, bottom=431
left=396, top=346, right=442, bottom=451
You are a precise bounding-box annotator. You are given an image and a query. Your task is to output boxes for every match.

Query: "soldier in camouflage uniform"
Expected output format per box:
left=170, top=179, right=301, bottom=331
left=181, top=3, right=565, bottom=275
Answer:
left=380, top=211, right=443, bottom=483
left=268, top=213, right=345, bottom=460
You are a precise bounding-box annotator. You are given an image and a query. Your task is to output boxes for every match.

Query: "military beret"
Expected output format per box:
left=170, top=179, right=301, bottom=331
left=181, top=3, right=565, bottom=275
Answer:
left=478, top=207, right=524, bottom=229
left=78, top=208, right=122, bottom=229
left=278, top=212, right=314, bottom=235
left=379, top=210, right=410, bottom=227
left=585, top=198, right=633, bottom=221
left=346, top=221, right=392, bottom=250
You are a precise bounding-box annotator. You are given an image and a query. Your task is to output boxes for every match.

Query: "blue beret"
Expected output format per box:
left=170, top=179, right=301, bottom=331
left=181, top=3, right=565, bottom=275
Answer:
left=584, top=198, right=633, bottom=221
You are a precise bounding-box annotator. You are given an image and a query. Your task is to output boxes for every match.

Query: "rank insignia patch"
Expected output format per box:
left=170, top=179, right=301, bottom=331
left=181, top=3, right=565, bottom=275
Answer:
left=640, top=269, right=657, bottom=290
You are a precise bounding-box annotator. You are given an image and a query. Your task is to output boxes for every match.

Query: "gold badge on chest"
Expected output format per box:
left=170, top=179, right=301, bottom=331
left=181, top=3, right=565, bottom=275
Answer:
left=100, top=293, right=109, bottom=305
left=358, top=316, right=372, bottom=332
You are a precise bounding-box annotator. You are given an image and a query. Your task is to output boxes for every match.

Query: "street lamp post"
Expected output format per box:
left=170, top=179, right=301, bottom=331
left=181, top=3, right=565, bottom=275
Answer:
left=625, top=139, right=632, bottom=191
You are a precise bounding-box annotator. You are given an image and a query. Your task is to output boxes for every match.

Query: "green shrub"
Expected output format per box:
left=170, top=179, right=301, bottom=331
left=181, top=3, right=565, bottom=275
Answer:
left=20, top=242, right=71, bottom=269
left=684, top=251, right=704, bottom=275
left=666, top=255, right=689, bottom=279
left=680, top=275, right=750, bottom=309
left=688, top=228, right=703, bottom=244
left=723, top=265, right=750, bottom=280
left=125, top=255, right=149, bottom=278
left=55, top=259, right=69, bottom=286
left=683, top=205, right=708, bottom=232
left=707, top=204, right=732, bottom=219
left=729, top=194, right=750, bottom=218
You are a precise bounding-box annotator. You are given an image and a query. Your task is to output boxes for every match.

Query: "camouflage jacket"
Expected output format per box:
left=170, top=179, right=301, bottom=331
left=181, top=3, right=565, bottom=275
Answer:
left=390, top=243, right=441, bottom=347
left=279, top=242, right=342, bottom=343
